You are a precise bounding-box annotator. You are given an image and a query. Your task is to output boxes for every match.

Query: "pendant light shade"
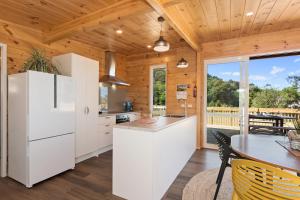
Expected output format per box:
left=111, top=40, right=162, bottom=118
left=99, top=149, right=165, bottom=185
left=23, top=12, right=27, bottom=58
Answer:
left=177, top=58, right=189, bottom=68
left=154, top=17, right=170, bottom=53
left=154, top=36, right=170, bottom=52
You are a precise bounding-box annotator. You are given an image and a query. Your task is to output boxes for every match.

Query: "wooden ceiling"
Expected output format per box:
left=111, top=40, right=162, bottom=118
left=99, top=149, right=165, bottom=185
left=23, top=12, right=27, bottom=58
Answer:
left=1, top=0, right=300, bottom=54
left=157, top=0, right=300, bottom=43
left=70, top=11, right=185, bottom=54
left=0, top=0, right=120, bottom=30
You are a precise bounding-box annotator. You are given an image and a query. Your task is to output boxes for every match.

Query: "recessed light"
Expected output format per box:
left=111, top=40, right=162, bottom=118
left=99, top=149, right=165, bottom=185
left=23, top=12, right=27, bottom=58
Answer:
left=147, top=45, right=152, bottom=49
left=116, top=29, right=123, bottom=34
left=246, top=11, right=254, bottom=16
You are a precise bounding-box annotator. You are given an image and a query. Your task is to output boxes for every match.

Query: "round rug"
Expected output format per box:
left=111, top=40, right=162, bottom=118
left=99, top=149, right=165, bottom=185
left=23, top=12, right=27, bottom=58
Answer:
left=182, top=168, right=233, bottom=200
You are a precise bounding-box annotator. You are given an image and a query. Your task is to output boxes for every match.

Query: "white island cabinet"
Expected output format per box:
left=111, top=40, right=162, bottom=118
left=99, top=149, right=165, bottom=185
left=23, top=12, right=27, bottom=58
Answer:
left=113, top=116, right=197, bottom=200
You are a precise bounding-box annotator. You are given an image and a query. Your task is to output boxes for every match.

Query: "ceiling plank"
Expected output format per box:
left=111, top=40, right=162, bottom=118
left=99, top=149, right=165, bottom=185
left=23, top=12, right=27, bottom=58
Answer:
left=145, top=0, right=200, bottom=50
left=43, top=0, right=152, bottom=43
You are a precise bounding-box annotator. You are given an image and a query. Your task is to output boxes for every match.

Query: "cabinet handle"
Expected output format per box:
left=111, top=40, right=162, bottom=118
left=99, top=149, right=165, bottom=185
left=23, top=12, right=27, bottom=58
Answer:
left=105, top=132, right=110, bottom=134
left=87, top=107, right=90, bottom=114
left=105, top=116, right=111, bottom=119
left=105, top=124, right=110, bottom=127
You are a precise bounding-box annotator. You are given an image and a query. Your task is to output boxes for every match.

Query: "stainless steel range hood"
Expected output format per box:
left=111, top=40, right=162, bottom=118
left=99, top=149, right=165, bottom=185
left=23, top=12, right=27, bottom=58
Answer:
left=99, top=51, right=130, bottom=86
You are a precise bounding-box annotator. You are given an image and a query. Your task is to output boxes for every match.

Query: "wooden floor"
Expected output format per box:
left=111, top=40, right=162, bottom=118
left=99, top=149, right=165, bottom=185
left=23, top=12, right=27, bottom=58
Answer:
left=0, top=149, right=220, bottom=200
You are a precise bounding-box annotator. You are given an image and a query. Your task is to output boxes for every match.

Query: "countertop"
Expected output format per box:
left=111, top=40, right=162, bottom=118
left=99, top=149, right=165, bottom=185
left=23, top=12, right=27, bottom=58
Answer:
left=114, top=115, right=196, bottom=132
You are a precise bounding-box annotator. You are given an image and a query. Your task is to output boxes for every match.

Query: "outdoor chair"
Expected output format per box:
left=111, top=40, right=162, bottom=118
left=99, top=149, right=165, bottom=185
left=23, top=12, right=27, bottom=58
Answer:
left=212, top=131, right=242, bottom=200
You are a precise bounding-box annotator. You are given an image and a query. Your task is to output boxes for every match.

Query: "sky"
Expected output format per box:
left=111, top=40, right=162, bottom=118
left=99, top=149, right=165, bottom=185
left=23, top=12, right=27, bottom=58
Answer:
left=207, top=55, right=300, bottom=89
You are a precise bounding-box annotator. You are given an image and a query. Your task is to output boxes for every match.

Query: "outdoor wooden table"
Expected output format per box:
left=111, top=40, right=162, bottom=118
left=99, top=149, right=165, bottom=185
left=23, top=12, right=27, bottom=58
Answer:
left=249, top=114, right=295, bottom=127
left=249, top=114, right=295, bottom=134
left=231, top=134, right=300, bottom=173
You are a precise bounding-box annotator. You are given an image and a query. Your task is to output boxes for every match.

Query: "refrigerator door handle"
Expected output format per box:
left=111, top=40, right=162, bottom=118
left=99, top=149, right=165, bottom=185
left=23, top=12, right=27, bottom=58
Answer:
left=54, top=74, right=57, bottom=108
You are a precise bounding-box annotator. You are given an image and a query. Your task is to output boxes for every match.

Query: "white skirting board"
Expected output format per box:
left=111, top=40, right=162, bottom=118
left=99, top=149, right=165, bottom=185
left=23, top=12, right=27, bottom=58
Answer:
left=75, top=145, right=112, bottom=163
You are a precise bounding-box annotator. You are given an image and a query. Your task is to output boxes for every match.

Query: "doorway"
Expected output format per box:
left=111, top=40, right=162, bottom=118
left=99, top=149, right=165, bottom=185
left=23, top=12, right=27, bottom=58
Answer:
left=204, top=58, right=249, bottom=148
left=0, top=43, right=7, bottom=177
left=150, top=64, right=166, bottom=116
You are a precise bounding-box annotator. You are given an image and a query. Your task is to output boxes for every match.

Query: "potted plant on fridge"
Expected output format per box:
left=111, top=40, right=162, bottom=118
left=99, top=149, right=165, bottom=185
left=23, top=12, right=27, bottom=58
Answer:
left=22, top=48, right=60, bottom=74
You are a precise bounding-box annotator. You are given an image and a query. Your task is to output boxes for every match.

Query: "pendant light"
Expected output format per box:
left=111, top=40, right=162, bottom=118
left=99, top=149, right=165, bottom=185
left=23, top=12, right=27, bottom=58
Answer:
left=154, top=16, right=170, bottom=52
left=177, top=58, right=189, bottom=68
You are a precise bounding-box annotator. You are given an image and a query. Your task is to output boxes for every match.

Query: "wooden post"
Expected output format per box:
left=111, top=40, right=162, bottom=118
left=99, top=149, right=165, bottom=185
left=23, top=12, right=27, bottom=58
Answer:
left=196, top=50, right=204, bottom=149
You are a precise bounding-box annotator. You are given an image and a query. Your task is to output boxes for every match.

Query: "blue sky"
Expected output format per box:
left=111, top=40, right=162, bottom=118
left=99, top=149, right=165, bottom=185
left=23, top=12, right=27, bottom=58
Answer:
left=208, top=55, right=300, bottom=89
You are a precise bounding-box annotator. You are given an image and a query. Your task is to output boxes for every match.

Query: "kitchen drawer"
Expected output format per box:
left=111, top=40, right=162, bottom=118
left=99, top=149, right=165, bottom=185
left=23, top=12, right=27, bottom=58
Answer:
left=97, top=126, right=113, bottom=147
left=98, top=115, right=116, bottom=125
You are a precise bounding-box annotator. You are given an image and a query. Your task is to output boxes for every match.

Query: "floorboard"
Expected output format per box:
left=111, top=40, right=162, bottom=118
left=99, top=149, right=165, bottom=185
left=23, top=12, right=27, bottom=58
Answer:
left=0, top=149, right=220, bottom=200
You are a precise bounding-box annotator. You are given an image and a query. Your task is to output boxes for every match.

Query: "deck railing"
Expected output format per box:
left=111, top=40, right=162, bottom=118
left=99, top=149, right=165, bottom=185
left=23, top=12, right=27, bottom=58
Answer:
left=207, top=107, right=300, bottom=127
left=153, top=105, right=166, bottom=116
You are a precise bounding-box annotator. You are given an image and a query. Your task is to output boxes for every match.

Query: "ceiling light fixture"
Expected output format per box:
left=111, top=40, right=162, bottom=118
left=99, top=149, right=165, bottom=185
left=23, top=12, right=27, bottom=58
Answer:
left=116, top=29, right=123, bottom=34
left=176, top=58, right=189, bottom=68
left=246, top=11, right=254, bottom=16
left=153, top=16, right=170, bottom=52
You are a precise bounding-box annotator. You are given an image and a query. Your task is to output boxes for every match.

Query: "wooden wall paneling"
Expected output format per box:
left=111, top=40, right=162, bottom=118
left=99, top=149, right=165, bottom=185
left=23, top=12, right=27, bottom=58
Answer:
left=126, top=46, right=197, bottom=116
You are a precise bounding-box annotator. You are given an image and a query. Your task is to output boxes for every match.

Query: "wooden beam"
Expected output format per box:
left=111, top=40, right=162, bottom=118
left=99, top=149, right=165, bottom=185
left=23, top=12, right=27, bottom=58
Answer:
left=145, top=0, right=200, bottom=50
left=196, top=51, right=204, bottom=149
left=43, top=0, right=152, bottom=43
left=202, top=27, right=300, bottom=59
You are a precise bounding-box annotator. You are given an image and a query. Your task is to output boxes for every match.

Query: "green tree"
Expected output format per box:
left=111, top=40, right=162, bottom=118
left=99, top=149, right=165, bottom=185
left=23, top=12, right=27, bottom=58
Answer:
left=287, top=75, right=300, bottom=89
left=207, top=74, right=239, bottom=107
left=252, top=88, right=283, bottom=108
left=249, top=83, right=261, bottom=107
left=153, top=69, right=166, bottom=105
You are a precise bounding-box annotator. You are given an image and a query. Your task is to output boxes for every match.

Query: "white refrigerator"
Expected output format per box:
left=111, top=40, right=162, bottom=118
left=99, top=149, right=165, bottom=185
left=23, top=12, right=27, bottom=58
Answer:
left=8, top=70, right=75, bottom=188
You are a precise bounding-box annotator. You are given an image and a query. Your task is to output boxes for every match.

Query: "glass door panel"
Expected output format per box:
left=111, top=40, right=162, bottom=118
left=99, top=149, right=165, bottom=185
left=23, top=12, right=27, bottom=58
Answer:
left=205, top=60, right=248, bottom=147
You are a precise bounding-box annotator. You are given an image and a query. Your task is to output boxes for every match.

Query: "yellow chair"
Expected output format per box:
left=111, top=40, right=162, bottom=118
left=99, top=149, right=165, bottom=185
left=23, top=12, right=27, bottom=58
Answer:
left=231, top=159, right=300, bottom=200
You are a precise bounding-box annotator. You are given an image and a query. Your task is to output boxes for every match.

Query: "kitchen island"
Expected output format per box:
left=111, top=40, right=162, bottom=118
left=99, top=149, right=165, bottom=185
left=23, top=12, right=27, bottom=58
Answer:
left=113, top=116, right=197, bottom=200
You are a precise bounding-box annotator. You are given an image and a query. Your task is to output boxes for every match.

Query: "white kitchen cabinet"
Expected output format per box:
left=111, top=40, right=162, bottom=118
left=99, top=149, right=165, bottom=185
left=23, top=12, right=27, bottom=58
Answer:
left=52, top=53, right=99, bottom=162
left=97, top=115, right=116, bottom=148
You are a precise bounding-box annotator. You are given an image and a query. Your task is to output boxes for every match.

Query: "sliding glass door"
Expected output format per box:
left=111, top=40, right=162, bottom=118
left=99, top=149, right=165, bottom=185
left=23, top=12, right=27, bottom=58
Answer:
left=204, top=58, right=249, bottom=148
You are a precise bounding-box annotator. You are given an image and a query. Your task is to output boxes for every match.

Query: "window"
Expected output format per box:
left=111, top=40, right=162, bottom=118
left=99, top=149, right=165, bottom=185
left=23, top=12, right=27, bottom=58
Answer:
left=150, top=65, right=166, bottom=116
left=99, top=86, right=108, bottom=112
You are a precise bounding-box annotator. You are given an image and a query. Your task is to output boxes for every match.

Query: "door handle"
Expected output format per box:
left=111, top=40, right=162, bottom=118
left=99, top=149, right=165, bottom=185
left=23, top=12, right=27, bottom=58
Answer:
left=87, top=107, right=90, bottom=114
